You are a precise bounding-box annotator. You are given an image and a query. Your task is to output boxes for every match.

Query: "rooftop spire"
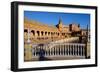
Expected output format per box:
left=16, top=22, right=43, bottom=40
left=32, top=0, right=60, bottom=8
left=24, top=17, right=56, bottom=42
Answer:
left=57, top=17, right=63, bottom=31
left=59, top=17, right=62, bottom=24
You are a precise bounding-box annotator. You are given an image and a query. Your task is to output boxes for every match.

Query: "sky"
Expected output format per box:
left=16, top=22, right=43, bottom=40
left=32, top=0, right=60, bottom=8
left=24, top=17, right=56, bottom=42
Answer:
left=24, top=11, right=90, bottom=29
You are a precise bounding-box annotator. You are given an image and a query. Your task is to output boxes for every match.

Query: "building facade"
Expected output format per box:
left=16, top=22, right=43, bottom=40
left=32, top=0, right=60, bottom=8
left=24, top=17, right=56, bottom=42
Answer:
left=24, top=18, right=82, bottom=44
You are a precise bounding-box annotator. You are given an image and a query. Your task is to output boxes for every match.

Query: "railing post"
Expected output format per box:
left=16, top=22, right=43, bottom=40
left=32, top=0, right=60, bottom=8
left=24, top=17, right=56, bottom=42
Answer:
left=74, top=45, right=76, bottom=55
left=61, top=45, right=63, bottom=55
left=83, top=46, right=85, bottom=56
left=65, top=45, right=67, bottom=55
left=70, top=45, right=72, bottom=55
left=35, top=47, right=36, bottom=56
left=49, top=48, right=51, bottom=56
left=72, top=44, right=74, bottom=55
left=81, top=45, right=83, bottom=56
left=59, top=45, right=60, bottom=55
left=78, top=44, right=79, bottom=56
left=32, top=48, right=34, bottom=56
left=75, top=45, right=76, bottom=56
left=68, top=44, right=69, bottom=56
left=63, top=45, right=65, bottom=55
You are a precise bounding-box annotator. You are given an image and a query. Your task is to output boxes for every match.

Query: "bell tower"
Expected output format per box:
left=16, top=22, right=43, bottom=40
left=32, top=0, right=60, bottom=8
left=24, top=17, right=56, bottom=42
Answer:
left=57, top=18, right=63, bottom=32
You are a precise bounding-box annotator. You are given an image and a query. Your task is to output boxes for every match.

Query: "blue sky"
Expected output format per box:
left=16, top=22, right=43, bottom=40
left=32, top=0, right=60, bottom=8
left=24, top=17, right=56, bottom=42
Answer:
left=24, top=11, right=90, bottom=29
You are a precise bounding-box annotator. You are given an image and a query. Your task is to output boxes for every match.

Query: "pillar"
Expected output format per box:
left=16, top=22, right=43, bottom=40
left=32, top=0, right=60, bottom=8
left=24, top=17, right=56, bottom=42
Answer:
left=24, top=43, right=32, bottom=61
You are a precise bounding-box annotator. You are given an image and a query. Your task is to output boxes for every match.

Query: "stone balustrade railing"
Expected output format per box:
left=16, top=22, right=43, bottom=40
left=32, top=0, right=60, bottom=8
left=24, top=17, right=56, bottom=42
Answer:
left=32, top=43, right=86, bottom=58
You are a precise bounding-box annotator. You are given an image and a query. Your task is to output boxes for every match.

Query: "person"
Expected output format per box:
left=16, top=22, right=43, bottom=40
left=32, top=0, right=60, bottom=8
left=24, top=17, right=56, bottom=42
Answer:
left=39, top=48, right=45, bottom=61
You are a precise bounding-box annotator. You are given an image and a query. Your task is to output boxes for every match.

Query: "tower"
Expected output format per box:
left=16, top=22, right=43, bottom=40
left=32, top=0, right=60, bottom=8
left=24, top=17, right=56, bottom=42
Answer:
left=57, top=18, right=63, bottom=32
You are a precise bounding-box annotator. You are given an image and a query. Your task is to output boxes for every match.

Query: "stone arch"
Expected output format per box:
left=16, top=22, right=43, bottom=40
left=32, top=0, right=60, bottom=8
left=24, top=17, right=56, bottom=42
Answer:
left=48, top=32, right=50, bottom=36
left=51, top=32, right=53, bottom=36
left=31, top=30, right=35, bottom=36
left=58, top=33, right=59, bottom=36
left=56, top=32, right=57, bottom=35
left=41, top=31, right=44, bottom=36
left=37, top=31, right=40, bottom=36
left=45, top=31, right=47, bottom=35
left=24, top=29, right=27, bottom=32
